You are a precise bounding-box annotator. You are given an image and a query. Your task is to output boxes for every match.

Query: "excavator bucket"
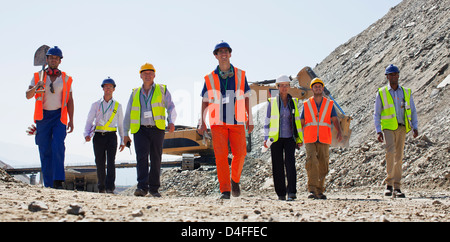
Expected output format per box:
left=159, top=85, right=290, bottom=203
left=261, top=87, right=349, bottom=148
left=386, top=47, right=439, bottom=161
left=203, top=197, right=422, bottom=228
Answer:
left=331, top=112, right=352, bottom=147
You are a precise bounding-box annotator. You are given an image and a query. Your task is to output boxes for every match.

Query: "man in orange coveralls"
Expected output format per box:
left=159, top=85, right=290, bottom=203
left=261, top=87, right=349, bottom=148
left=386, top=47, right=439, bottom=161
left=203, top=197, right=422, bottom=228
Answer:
left=198, top=41, right=254, bottom=199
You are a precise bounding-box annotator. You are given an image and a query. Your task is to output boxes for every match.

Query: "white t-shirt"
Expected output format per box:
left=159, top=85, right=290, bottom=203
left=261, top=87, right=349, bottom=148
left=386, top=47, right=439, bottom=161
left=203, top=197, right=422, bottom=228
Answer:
left=30, top=75, right=72, bottom=111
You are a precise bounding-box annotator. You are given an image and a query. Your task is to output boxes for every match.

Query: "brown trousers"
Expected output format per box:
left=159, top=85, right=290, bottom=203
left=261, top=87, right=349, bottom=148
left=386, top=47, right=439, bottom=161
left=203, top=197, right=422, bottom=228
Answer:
left=383, top=125, right=406, bottom=189
left=305, top=143, right=330, bottom=194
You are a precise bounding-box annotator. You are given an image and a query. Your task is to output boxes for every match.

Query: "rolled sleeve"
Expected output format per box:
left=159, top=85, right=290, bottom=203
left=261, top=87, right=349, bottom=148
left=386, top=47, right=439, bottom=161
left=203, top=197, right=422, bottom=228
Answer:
left=409, top=95, right=418, bottom=130
left=373, top=92, right=383, bottom=133
left=164, top=87, right=177, bottom=124
left=264, top=101, right=271, bottom=141
left=123, top=91, right=134, bottom=136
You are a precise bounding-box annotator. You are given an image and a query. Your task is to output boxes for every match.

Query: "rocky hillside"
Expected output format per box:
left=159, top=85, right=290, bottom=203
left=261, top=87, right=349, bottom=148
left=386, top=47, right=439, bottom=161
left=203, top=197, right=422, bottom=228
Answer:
left=312, top=0, right=450, bottom=145
left=302, top=0, right=450, bottom=192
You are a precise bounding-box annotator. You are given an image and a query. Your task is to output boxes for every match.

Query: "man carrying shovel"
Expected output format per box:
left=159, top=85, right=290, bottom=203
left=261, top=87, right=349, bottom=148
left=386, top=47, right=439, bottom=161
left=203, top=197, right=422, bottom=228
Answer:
left=25, top=46, right=74, bottom=188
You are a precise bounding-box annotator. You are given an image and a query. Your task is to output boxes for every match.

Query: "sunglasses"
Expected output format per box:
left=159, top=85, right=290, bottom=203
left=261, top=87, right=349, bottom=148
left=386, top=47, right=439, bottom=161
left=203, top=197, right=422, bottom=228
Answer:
left=49, top=82, right=55, bottom=93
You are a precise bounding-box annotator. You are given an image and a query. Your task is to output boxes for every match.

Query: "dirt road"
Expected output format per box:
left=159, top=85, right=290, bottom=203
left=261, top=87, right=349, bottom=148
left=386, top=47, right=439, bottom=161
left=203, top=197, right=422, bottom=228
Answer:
left=1, top=176, right=448, bottom=222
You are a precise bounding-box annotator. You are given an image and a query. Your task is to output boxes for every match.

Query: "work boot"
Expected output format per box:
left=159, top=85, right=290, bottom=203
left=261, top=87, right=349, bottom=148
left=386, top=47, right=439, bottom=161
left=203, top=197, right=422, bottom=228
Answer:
left=134, top=188, right=148, bottom=197
left=220, top=192, right=231, bottom=199
left=150, top=191, right=162, bottom=198
left=384, top=186, right=393, bottom=196
left=53, top=180, right=64, bottom=189
left=287, top=193, right=297, bottom=201
left=393, top=189, right=405, bottom=198
left=307, top=191, right=317, bottom=199
left=317, top=193, right=327, bottom=200
left=231, top=180, right=241, bottom=197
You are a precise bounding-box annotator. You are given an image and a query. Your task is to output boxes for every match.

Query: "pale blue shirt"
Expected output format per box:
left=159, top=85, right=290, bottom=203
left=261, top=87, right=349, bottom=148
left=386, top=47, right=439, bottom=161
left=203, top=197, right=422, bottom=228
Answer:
left=373, top=84, right=418, bottom=133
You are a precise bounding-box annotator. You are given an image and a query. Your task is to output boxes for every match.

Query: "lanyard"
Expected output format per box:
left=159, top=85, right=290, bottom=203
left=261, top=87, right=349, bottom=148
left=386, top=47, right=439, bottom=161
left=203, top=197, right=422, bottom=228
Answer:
left=101, top=100, right=114, bottom=117
left=220, top=78, right=228, bottom=94
left=142, top=87, right=154, bottom=109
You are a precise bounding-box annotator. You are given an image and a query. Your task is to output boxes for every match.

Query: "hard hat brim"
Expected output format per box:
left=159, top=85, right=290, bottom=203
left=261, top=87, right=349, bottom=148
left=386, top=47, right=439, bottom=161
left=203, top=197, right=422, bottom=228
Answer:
left=140, top=69, right=155, bottom=73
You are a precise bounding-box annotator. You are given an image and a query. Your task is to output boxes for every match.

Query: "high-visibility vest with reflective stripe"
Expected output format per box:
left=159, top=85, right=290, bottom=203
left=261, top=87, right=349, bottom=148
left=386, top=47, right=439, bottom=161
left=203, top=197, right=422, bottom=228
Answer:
left=303, top=97, right=333, bottom=144
left=204, top=67, right=247, bottom=125
left=33, top=71, right=73, bottom=125
left=268, top=97, right=303, bottom=144
left=96, top=101, right=119, bottom=132
left=378, top=86, right=412, bottom=133
left=130, top=84, right=167, bottom=133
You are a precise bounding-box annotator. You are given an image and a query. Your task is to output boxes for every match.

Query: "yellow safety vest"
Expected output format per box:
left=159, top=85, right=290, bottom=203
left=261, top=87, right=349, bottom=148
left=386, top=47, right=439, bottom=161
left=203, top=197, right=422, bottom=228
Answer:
left=96, top=101, right=119, bottom=132
left=130, top=84, right=167, bottom=133
left=268, top=97, right=303, bottom=144
left=378, top=86, right=412, bottom=133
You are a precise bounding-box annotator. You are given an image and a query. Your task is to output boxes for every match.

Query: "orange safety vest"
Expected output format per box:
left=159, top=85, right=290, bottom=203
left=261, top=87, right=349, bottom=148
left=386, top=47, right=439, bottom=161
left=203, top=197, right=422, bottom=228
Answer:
left=33, top=71, right=73, bottom=125
left=303, top=97, right=333, bottom=144
left=204, top=67, right=247, bottom=125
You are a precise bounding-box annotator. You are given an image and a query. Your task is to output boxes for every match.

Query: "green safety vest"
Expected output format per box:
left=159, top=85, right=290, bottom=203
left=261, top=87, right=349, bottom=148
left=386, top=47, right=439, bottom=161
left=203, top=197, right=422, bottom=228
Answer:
left=268, top=97, right=303, bottom=144
left=378, top=86, right=412, bottom=133
left=96, top=101, right=120, bottom=132
left=130, top=84, right=167, bottom=133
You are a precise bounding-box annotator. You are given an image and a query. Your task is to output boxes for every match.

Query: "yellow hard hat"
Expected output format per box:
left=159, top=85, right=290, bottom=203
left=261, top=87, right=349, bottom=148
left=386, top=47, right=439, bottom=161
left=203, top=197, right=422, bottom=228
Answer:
left=140, top=63, right=155, bottom=73
left=310, top=78, right=324, bottom=88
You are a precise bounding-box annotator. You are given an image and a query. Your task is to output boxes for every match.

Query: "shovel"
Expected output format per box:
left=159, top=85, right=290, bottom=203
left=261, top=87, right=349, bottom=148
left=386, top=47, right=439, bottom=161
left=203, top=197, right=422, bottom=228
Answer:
left=34, top=45, right=50, bottom=93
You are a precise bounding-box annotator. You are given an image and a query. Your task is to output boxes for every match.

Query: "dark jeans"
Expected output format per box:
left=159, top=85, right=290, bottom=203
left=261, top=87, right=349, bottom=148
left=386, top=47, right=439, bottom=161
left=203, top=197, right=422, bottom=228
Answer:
left=93, top=132, right=117, bottom=191
left=270, top=138, right=297, bottom=197
left=134, top=126, right=165, bottom=192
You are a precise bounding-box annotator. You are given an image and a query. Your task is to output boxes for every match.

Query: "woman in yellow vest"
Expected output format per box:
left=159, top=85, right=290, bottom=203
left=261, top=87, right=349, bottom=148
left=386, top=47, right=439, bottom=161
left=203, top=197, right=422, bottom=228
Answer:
left=84, top=78, right=125, bottom=193
left=374, top=64, right=419, bottom=198
left=264, top=75, right=303, bottom=201
left=123, top=63, right=176, bottom=197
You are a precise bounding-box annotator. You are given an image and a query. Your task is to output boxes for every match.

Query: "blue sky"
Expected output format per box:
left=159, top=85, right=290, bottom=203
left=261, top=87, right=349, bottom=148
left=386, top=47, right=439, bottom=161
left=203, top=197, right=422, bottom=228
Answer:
left=0, top=0, right=401, bottom=184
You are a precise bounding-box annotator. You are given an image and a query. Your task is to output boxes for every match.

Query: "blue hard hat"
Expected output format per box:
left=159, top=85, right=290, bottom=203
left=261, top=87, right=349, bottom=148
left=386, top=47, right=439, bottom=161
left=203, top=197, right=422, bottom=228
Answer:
left=213, top=41, right=232, bottom=55
left=101, top=77, right=116, bottom=88
left=385, top=64, right=400, bottom=75
left=46, top=46, right=63, bottom=59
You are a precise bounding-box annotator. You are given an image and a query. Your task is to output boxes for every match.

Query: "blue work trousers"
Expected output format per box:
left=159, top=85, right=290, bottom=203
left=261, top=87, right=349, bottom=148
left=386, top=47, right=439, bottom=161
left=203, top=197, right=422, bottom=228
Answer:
left=35, top=109, right=67, bottom=187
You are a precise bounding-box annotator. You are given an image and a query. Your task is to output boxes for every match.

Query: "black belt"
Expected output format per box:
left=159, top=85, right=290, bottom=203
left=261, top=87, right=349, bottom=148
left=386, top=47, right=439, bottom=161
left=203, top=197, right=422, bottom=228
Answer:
left=141, top=125, right=157, bottom=129
left=398, top=123, right=405, bottom=126
left=95, top=131, right=116, bottom=136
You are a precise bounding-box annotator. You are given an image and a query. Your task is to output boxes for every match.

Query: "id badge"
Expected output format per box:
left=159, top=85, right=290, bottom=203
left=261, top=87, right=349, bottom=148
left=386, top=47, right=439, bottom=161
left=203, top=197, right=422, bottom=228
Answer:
left=144, top=111, right=153, bottom=119
left=222, top=95, right=230, bottom=104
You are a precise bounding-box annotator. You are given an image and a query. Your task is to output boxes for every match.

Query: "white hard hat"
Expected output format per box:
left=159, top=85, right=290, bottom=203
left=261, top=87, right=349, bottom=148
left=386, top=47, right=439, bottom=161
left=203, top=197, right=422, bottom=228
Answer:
left=276, top=75, right=290, bottom=84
